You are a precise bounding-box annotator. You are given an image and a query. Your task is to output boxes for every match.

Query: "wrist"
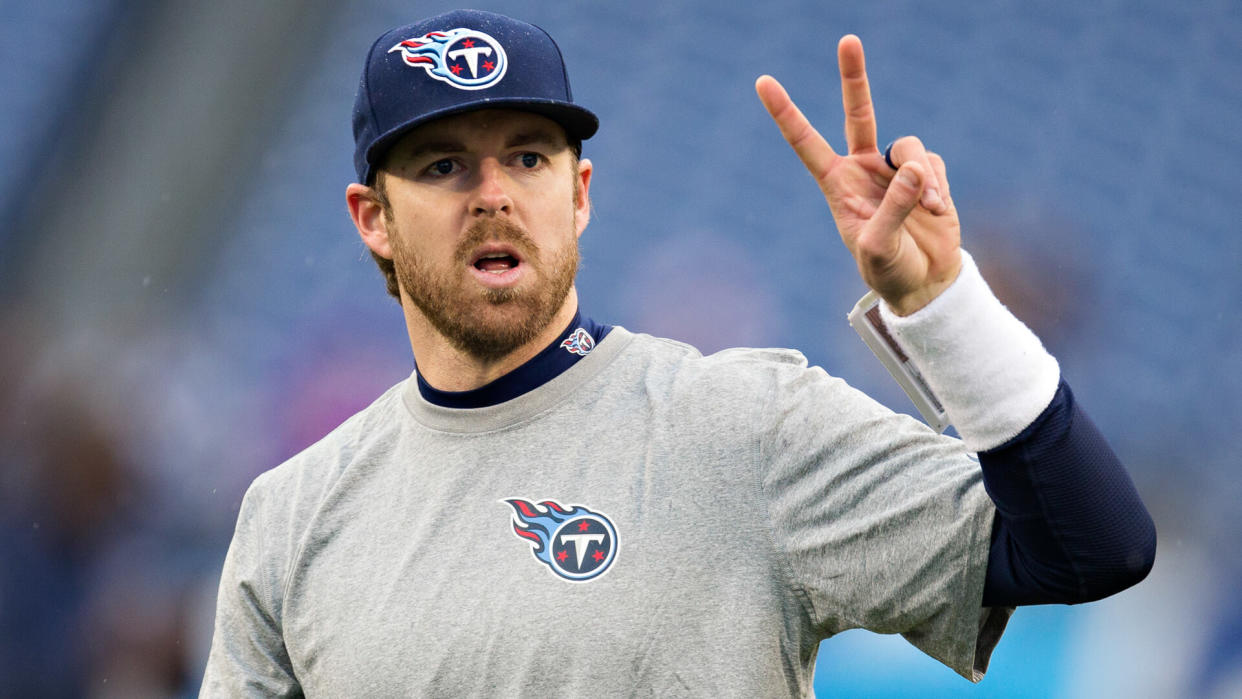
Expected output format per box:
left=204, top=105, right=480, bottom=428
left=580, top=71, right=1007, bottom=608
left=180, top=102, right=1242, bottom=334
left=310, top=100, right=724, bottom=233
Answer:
left=883, top=276, right=957, bottom=316
left=874, top=254, right=963, bottom=317
left=877, top=249, right=1060, bottom=451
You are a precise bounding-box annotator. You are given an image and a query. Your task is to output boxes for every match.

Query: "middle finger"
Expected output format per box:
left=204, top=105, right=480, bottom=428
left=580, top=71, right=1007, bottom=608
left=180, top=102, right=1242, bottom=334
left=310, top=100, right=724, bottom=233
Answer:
left=838, top=35, right=878, bottom=155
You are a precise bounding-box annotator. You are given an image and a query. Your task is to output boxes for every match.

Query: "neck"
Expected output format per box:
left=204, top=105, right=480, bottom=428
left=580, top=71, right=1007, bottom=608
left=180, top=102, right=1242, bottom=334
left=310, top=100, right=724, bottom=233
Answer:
left=403, top=289, right=580, bottom=392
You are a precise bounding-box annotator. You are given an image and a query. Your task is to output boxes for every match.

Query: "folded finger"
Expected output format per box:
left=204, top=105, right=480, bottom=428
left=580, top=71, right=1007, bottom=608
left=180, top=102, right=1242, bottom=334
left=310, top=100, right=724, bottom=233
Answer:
left=886, top=135, right=945, bottom=213
left=858, top=162, right=925, bottom=262
left=926, top=151, right=953, bottom=204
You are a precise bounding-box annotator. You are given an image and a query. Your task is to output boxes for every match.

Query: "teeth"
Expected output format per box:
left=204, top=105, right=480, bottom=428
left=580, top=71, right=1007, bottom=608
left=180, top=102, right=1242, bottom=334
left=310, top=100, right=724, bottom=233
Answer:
left=474, top=251, right=517, bottom=275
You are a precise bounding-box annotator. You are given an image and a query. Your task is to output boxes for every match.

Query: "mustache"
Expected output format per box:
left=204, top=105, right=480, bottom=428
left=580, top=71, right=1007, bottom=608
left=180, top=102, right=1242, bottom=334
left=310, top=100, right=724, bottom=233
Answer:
left=454, top=218, right=539, bottom=263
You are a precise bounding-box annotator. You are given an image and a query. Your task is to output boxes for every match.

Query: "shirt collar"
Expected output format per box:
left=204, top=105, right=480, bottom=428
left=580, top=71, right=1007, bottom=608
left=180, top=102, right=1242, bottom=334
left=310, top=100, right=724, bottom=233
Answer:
left=416, top=310, right=612, bottom=409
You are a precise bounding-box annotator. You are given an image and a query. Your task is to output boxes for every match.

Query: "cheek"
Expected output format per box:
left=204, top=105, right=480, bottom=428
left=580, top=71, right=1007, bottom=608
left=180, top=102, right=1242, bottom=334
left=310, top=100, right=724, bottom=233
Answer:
left=393, top=207, right=457, bottom=260
left=538, top=184, right=581, bottom=231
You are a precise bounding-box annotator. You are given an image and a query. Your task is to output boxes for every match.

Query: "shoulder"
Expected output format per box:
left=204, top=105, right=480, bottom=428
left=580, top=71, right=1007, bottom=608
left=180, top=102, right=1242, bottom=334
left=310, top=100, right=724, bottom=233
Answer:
left=620, top=330, right=814, bottom=377
left=611, top=330, right=871, bottom=432
left=619, top=330, right=844, bottom=397
left=243, top=376, right=412, bottom=527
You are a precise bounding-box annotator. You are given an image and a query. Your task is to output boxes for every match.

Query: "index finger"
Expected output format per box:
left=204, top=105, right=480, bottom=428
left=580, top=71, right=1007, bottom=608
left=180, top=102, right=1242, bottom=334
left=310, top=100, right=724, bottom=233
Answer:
left=755, top=74, right=839, bottom=180
left=838, top=35, right=878, bottom=154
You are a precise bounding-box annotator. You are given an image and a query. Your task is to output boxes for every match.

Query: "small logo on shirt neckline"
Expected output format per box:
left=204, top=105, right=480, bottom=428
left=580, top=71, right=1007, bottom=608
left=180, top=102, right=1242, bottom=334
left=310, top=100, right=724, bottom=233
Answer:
left=560, top=328, right=595, bottom=356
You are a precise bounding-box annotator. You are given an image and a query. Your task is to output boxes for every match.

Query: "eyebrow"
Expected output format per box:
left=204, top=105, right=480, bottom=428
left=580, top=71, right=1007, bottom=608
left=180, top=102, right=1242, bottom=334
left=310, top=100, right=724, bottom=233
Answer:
left=400, top=128, right=566, bottom=162
left=504, top=129, right=564, bottom=150
left=404, top=140, right=467, bottom=161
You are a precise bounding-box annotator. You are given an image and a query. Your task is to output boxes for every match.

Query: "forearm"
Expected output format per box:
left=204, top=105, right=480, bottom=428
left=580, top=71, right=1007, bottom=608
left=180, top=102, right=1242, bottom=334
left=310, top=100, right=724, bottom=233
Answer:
left=980, top=381, right=1156, bottom=606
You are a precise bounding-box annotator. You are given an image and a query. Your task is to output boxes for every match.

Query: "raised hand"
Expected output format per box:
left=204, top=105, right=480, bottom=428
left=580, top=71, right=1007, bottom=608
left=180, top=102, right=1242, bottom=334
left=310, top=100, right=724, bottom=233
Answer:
left=755, top=35, right=962, bottom=316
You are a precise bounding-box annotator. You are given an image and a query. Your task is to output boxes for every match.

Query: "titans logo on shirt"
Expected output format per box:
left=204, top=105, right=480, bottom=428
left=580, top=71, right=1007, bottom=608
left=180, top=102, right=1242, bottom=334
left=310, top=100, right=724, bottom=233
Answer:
left=503, top=498, right=618, bottom=582
left=389, top=27, right=508, bottom=90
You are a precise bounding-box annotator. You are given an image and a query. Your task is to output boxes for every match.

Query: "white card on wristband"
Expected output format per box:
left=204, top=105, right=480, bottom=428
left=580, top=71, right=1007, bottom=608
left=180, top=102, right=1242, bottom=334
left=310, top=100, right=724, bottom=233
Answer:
left=848, top=291, right=950, bottom=433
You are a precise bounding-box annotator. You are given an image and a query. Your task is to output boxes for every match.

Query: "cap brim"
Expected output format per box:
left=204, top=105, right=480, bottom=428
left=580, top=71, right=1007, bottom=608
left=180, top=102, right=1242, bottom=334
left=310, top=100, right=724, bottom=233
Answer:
left=364, top=98, right=598, bottom=180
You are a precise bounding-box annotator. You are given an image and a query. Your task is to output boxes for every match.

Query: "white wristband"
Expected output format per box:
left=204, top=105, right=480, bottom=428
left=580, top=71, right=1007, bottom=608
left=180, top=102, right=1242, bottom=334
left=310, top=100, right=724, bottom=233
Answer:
left=877, top=249, right=1060, bottom=452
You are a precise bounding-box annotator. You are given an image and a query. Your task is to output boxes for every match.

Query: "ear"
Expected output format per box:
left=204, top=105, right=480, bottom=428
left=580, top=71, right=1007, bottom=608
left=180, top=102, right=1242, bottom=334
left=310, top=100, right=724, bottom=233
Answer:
left=346, top=182, right=392, bottom=258
left=573, top=158, right=593, bottom=239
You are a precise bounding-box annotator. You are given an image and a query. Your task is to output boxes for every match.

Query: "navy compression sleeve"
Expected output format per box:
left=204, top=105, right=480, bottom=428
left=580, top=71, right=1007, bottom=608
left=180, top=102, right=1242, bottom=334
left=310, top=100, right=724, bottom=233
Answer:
left=980, top=381, right=1156, bottom=607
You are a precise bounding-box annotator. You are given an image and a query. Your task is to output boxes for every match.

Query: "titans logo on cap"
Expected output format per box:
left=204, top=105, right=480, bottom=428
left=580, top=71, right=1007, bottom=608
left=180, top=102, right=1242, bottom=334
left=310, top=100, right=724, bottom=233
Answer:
left=389, top=27, right=508, bottom=91
left=504, top=498, right=618, bottom=582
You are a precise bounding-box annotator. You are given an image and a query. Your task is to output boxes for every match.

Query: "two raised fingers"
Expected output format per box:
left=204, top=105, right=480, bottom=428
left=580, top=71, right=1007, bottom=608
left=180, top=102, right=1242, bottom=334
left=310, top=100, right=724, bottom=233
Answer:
left=752, top=34, right=881, bottom=173
left=758, top=34, right=950, bottom=215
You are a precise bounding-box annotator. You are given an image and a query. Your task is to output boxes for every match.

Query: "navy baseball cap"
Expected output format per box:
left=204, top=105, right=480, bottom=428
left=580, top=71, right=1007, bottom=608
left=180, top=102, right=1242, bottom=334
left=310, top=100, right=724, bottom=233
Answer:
left=352, top=9, right=599, bottom=184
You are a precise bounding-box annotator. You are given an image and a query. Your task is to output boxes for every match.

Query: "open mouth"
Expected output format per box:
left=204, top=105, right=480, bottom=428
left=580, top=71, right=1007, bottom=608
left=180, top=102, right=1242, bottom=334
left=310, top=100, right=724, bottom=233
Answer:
left=466, top=243, right=527, bottom=288
left=473, top=252, right=520, bottom=274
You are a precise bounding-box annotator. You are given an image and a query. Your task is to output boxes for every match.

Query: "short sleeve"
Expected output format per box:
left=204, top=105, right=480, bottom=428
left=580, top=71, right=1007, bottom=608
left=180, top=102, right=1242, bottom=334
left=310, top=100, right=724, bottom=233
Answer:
left=759, top=364, right=1011, bottom=681
left=201, top=476, right=302, bottom=697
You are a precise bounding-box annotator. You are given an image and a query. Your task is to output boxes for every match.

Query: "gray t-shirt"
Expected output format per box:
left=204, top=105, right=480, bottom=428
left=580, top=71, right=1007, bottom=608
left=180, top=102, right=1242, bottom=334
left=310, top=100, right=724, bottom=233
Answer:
left=202, top=328, right=1009, bottom=697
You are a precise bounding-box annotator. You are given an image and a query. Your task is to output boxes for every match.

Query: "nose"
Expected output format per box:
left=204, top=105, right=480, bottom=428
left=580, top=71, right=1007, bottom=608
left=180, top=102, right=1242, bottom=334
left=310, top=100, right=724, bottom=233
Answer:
left=470, top=158, right=513, bottom=217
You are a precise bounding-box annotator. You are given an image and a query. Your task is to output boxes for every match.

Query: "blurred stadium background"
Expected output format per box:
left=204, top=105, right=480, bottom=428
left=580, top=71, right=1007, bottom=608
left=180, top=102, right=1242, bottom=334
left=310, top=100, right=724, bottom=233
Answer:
left=1, top=0, right=1239, bottom=696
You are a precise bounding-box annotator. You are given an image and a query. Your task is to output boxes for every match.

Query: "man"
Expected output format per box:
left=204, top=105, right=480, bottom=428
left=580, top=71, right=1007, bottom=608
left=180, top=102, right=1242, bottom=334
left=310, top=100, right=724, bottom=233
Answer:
left=202, top=9, right=1155, bottom=696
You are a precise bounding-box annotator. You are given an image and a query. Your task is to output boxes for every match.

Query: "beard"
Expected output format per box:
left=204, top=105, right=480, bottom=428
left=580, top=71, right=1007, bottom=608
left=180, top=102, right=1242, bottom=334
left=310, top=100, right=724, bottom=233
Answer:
left=389, top=215, right=579, bottom=364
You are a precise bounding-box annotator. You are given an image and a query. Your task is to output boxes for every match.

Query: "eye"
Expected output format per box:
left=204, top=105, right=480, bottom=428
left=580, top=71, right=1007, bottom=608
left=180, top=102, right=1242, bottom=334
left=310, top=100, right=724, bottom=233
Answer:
left=518, top=152, right=541, bottom=169
left=427, top=158, right=458, bottom=177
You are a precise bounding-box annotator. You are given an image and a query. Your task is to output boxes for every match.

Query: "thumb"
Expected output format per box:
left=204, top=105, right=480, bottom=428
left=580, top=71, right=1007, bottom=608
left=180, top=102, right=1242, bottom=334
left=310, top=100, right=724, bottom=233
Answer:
left=858, top=162, right=924, bottom=257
